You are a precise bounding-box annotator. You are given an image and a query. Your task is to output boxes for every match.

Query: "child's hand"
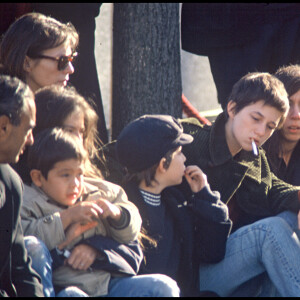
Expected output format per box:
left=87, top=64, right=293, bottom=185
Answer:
left=93, top=198, right=122, bottom=221
left=66, top=244, right=99, bottom=271
left=60, top=201, right=104, bottom=229
left=184, top=165, right=208, bottom=193
left=58, top=221, right=98, bottom=249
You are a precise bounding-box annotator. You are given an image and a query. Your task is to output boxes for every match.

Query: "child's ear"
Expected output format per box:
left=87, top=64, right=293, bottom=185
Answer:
left=158, top=157, right=167, bottom=173
left=227, top=100, right=237, bottom=119
left=30, top=169, right=43, bottom=187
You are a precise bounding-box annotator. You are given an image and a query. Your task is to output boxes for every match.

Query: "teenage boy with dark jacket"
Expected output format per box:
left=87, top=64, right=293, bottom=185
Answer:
left=180, top=72, right=300, bottom=296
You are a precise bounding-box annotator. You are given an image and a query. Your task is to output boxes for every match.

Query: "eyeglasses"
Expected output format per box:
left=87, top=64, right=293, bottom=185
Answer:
left=30, top=52, right=78, bottom=71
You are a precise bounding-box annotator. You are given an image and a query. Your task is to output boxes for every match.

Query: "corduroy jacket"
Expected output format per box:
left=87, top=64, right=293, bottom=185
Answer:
left=180, top=113, right=300, bottom=231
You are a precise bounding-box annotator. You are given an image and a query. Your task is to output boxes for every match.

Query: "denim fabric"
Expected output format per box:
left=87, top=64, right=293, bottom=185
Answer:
left=199, top=212, right=300, bottom=297
left=106, top=274, right=180, bottom=297
left=24, top=236, right=88, bottom=297
left=24, top=236, right=180, bottom=297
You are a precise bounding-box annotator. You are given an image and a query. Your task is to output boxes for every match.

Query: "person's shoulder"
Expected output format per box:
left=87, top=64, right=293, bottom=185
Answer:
left=0, top=164, right=22, bottom=190
left=179, top=118, right=211, bottom=147
left=179, top=117, right=211, bottom=133
left=179, top=117, right=204, bottom=127
left=84, top=176, right=125, bottom=197
left=23, top=183, right=41, bottom=201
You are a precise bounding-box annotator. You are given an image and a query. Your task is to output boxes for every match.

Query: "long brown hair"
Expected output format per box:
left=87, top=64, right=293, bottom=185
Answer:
left=34, top=85, right=104, bottom=178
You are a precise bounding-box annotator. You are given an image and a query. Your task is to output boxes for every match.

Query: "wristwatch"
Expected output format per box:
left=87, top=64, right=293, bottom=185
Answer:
left=56, top=247, right=71, bottom=258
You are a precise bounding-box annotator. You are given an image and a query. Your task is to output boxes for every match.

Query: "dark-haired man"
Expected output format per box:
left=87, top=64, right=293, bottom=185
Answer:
left=0, top=75, right=43, bottom=296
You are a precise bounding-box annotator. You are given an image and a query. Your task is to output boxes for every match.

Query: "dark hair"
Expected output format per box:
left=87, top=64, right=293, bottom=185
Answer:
left=275, top=64, right=300, bottom=97
left=0, top=74, right=34, bottom=125
left=225, top=72, right=289, bottom=128
left=27, top=127, right=87, bottom=180
left=34, top=85, right=104, bottom=178
left=264, top=65, right=300, bottom=175
left=124, top=147, right=178, bottom=187
left=0, top=12, right=78, bottom=81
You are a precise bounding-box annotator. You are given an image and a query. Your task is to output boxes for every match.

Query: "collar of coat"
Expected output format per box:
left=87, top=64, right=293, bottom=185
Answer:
left=210, top=112, right=262, bottom=184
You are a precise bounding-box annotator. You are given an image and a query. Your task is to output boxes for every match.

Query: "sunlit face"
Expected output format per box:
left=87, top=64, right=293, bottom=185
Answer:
left=164, top=146, right=187, bottom=186
left=25, top=43, right=75, bottom=92
left=62, top=109, right=85, bottom=143
left=39, top=158, right=84, bottom=207
left=5, top=97, right=36, bottom=163
left=280, top=89, right=300, bottom=145
left=226, top=100, right=282, bottom=156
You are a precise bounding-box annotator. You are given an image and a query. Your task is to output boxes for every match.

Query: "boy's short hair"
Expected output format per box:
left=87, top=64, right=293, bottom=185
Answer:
left=27, top=127, right=87, bottom=179
left=225, top=72, right=289, bottom=128
left=116, top=114, right=193, bottom=173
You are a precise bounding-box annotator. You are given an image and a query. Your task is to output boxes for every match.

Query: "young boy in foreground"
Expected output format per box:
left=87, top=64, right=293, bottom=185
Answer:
left=115, top=114, right=232, bottom=296
left=21, top=128, right=180, bottom=297
left=180, top=72, right=300, bottom=296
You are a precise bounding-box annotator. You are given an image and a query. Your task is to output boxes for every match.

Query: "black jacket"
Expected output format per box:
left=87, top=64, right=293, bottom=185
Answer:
left=0, top=164, right=43, bottom=297
left=181, top=3, right=300, bottom=56
left=264, top=139, right=300, bottom=187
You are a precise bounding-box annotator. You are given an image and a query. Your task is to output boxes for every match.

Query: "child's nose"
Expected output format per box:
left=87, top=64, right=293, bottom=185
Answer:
left=72, top=177, right=80, bottom=188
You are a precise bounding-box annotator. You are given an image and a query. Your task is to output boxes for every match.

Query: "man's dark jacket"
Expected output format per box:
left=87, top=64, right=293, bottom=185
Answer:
left=0, top=164, right=43, bottom=297
left=180, top=113, right=300, bottom=231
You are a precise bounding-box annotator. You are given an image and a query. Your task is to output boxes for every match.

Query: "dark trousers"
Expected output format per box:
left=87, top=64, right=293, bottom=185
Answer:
left=208, top=17, right=300, bottom=110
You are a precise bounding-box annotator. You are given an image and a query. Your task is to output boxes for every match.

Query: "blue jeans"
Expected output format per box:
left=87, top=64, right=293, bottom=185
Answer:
left=106, top=274, right=180, bottom=297
left=24, top=236, right=88, bottom=297
left=24, top=236, right=180, bottom=297
left=199, top=211, right=300, bottom=297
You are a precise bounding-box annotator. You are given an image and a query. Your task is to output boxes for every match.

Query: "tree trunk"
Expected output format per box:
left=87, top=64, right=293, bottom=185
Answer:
left=112, top=3, right=182, bottom=139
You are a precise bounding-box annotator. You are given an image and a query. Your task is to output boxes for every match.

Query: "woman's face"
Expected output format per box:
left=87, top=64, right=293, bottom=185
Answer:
left=24, top=43, right=75, bottom=92
left=225, top=100, right=282, bottom=156
left=280, top=89, right=300, bottom=145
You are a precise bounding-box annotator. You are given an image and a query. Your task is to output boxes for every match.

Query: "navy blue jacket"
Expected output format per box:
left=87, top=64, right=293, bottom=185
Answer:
left=124, top=180, right=231, bottom=296
left=51, top=236, right=143, bottom=277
